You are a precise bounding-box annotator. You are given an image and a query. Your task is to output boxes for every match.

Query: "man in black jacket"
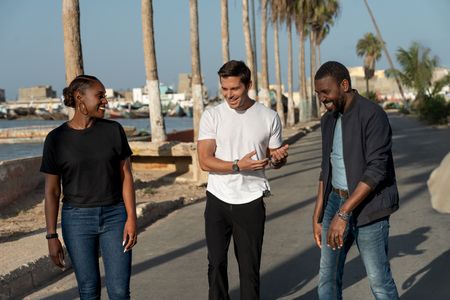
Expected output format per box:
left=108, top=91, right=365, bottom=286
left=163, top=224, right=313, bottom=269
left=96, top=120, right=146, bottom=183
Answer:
left=312, top=61, right=399, bottom=300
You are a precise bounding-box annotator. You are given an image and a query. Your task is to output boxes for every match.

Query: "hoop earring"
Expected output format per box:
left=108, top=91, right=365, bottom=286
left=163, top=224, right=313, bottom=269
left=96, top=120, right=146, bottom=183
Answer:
left=79, top=102, right=88, bottom=116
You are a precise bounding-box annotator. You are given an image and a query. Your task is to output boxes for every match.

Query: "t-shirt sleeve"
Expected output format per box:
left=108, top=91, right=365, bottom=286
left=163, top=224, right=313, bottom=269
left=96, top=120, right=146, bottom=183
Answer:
left=198, top=109, right=216, bottom=140
left=269, top=113, right=283, bottom=149
left=40, top=134, right=60, bottom=175
left=117, top=124, right=132, bottom=160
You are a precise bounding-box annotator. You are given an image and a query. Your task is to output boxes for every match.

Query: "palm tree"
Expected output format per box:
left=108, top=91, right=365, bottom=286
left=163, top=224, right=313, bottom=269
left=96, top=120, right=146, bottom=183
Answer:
left=284, top=1, right=297, bottom=127
left=386, top=42, right=438, bottom=102
left=309, top=26, right=318, bottom=118
left=295, top=0, right=313, bottom=122
left=219, top=0, right=229, bottom=100
left=142, top=0, right=166, bottom=142
left=363, top=0, right=406, bottom=106
left=303, top=0, right=340, bottom=118
left=286, top=19, right=295, bottom=127
left=250, top=0, right=258, bottom=95
left=259, top=0, right=271, bottom=108
left=268, top=0, right=288, bottom=127
left=356, top=32, right=382, bottom=96
left=221, top=0, right=230, bottom=63
left=62, top=0, right=84, bottom=119
left=242, top=0, right=257, bottom=99
left=313, top=0, right=340, bottom=67
left=189, top=0, right=204, bottom=141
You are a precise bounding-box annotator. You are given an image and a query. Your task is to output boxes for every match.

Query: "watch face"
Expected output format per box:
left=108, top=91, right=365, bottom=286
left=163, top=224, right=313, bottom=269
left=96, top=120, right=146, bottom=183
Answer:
left=232, top=161, right=239, bottom=172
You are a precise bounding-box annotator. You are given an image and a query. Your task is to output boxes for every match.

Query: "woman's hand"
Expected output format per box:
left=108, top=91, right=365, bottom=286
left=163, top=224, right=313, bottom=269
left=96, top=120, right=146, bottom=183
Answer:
left=48, top=238, right=65, bottom=269
left=122, top=218, right=137, bottom=252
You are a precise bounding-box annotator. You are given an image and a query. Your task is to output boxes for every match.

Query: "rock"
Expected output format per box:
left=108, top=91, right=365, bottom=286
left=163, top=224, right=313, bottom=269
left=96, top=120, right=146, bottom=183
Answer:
left=427, top=151, right=450, bottom=213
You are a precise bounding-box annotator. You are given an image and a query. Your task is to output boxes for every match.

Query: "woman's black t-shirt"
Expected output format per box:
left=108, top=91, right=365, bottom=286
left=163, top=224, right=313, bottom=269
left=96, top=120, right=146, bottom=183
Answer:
left=40, top=118, right=132, bottom=207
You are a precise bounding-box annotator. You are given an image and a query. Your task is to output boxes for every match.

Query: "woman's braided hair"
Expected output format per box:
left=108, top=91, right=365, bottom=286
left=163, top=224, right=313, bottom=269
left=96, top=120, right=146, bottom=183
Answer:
left=62, top=75, right=100, bottom=108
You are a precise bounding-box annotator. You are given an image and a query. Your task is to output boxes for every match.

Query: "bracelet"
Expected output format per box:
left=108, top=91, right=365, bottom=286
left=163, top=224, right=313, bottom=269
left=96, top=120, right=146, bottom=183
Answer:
left=46, top=233, right=59, bottom=240
left=336, top=210, right=351, bottom=222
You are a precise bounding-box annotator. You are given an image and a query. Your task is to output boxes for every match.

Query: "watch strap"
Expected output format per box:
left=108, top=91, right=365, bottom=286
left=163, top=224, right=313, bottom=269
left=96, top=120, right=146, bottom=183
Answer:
left=46, top=233, right=59, bottom=240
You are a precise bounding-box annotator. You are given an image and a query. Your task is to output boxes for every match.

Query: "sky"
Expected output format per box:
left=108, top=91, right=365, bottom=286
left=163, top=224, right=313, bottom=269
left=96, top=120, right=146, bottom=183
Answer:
left=0, top=0, right=449, bottom=100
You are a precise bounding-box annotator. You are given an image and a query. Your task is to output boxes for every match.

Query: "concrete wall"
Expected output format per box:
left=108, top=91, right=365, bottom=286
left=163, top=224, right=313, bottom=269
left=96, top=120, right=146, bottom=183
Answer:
left=18, top=86, right=56, bottom=101
left=0, top=157, right=43, bottom=209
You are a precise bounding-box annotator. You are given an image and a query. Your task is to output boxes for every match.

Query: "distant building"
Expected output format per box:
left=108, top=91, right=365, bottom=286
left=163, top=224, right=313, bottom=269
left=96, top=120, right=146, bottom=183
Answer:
left=133, top=83, right=185, bottom=109
left=178, top=73, right=191, bottom=97
left=177, top=73, right=208, bottom=100
left=347, top=66, right=450, bottom=101
left=18, top=85, right=56, bottom=101
left=0, top=89, right=5, bottom=102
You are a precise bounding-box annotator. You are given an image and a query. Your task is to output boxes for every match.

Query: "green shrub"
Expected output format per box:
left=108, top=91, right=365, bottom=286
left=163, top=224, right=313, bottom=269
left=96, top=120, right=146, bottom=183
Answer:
left=418, top=95, right=449, bottom=124
left=362, top=91, right=378, bottom=102
left=384, top=102, right=401, bottom=109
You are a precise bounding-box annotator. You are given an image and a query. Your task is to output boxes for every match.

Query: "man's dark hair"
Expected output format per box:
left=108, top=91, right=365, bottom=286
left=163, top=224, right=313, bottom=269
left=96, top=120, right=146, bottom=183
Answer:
left=218, top=60, right=251, bottom=87
left=314, top=61, right=352, bottom=88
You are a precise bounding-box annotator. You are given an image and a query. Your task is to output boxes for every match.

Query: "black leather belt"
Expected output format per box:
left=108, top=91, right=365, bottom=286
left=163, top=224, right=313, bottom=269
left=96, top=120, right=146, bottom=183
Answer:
left=332, top=187, right=349, bottom=199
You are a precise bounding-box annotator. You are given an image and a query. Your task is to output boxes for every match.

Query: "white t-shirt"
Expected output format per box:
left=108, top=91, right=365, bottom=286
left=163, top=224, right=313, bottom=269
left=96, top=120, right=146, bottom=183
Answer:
left=198, top=101, right=283, bottom=204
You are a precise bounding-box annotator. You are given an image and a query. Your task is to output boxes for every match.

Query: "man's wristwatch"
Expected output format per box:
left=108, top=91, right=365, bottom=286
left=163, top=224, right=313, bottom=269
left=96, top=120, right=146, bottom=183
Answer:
left=232, top=159, right=240, bottom=172
left=336, top=210, right=351, bottom=222
left=46, top=233, right=59, bottom=240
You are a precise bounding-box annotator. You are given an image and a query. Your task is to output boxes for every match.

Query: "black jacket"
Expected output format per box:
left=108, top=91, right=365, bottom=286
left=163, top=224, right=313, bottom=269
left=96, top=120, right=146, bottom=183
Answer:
left=319, top=92, right=399, bottom=226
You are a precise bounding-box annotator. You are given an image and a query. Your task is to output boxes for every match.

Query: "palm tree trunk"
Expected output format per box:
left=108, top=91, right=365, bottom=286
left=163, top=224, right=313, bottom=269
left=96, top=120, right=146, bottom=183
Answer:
left=62, top=0, right=84, bottom=119
left=142, top=0, right=166, bottom=142
left=219, top=0, right=229, bottom=100
left=260, top=0, right=270, bottom=108
left=189, top=0, right=204, bottom=142
left=287, top=22, right=295, bottom=127
left=317, top=44, right=321, bottom=67
left=298, top=28, right=309, bottom=122
left=250, top=0, right=258, bottom=96
left=274, top=21, right=285, bottom=127
left=221, top=0, right=229, bottom=63
left=366, top=77, right=369, bottom=95
left=309, top=30, right=318, bottom=118
left=242, top=0, right=257, bottom=99
left=363, top=0, right=406, bottom=106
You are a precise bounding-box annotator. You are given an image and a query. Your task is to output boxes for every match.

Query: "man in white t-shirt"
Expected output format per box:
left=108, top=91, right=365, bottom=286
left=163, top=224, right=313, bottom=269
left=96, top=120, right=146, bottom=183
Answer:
left=198, top=60, right=289, bottom=299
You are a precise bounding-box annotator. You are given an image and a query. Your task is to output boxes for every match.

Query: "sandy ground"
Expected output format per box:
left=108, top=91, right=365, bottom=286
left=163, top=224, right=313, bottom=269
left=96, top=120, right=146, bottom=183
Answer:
left=0, top=170, right=206, bottom=243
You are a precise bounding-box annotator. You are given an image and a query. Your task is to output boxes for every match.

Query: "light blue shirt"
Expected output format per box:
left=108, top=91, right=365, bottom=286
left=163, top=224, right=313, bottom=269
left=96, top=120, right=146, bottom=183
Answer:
left=330, top=115, right=348, bottom=190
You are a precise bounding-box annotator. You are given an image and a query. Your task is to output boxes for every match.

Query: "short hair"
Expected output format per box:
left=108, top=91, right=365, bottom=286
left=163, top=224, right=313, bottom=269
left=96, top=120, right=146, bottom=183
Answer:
left=314, top=61, right=352, bottom=88
left=217, top=60, right=251, bottom=87
left=62, top=75, right=100, bottom=108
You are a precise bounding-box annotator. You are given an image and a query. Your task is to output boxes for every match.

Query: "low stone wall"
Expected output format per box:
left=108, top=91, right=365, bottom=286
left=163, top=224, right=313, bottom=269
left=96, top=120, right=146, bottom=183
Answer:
left=0, top=140, right=206, bottom=210
left=129, top=141, right=206, bottom=183
left=0, top=157, right=43, bottom=209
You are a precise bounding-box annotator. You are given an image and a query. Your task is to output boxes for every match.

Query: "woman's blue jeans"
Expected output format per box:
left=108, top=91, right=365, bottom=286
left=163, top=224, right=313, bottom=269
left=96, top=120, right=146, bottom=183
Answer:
left=318, top=191, right=399, bottom=300
left=61, top=202, right=131, bottom=300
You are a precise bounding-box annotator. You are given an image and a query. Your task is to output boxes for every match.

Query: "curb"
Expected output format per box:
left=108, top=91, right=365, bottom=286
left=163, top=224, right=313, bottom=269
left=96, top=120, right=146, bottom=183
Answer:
left=0, top=121, right=320, bottom=299
left=0, top=196, right=205, bottom=300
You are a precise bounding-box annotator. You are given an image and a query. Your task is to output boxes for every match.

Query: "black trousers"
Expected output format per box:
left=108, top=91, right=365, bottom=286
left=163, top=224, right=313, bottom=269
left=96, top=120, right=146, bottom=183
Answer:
left=205, top=191, right=266, bottom=300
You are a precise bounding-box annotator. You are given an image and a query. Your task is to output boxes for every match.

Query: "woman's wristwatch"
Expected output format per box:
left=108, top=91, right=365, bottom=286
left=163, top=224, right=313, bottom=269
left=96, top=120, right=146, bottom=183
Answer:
left=46, top=233, right=59, bottom=240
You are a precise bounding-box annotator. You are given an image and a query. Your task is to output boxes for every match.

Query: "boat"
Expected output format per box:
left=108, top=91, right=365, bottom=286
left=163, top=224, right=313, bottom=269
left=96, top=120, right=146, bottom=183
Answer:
left=167, top=103, right=186, bottom=117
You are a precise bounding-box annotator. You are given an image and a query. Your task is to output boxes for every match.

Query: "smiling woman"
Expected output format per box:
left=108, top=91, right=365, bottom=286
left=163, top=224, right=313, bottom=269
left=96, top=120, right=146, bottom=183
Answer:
left=40, top=74, right=138, bottom=299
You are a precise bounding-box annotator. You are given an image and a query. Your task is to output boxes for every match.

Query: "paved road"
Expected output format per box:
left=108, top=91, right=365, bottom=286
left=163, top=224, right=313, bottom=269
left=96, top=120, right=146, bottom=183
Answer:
left=26, top=113, right=450, bottom=299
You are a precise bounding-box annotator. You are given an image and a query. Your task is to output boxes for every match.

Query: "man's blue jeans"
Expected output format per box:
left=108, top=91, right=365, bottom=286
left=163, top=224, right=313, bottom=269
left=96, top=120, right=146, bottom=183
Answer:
left=62, top=202, right=131, bottom=300
left=318, top=191, right=399, bottom=300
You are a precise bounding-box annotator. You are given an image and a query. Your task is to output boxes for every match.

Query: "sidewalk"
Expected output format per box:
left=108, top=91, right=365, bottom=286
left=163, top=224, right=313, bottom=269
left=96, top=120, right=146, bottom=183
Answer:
left=0, top=120, right=320, bottom=300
